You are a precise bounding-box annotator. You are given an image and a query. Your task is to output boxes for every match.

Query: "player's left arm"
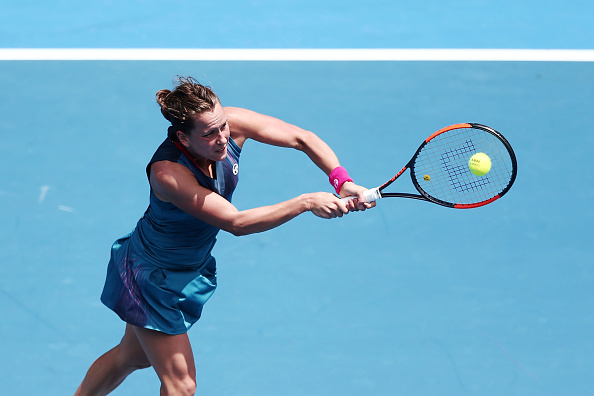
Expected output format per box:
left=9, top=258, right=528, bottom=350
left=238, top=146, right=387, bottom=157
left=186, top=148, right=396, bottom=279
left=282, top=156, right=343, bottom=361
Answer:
left=224, top=106, right=373, bottom=209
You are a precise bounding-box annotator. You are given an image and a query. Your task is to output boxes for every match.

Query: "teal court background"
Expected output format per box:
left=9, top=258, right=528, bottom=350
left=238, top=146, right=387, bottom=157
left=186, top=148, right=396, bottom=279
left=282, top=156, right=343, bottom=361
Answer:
left=1, top=1, right=593, bottom=395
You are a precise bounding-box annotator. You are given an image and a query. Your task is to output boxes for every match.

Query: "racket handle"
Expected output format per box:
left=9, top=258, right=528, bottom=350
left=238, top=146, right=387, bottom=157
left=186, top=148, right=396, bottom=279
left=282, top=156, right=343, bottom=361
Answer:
left=340, top=187, right=381, bottom=203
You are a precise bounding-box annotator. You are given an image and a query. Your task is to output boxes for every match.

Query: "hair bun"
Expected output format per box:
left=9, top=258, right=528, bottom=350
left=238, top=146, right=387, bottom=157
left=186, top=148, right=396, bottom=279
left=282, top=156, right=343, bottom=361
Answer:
left=155, top=77, right=220, bottom=135
left=155, top=89, right=171, bottom=108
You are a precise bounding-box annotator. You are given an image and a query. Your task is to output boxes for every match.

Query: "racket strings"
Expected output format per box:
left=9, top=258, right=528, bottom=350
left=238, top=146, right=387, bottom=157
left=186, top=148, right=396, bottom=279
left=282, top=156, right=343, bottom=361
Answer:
left=413, top=127, right=514, bottom=205
left=440, top=139, right=485, bottom=192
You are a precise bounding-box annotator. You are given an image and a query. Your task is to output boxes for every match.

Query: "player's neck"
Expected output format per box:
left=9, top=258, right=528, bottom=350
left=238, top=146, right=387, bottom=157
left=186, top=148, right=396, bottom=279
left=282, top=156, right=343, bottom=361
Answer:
left=195, top=157, right=216, bottom=178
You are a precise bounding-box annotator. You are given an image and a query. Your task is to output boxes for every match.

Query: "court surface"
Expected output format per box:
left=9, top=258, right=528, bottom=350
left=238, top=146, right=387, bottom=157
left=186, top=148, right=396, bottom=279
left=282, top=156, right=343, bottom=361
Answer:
left=1, top=1, right=593, bottom=395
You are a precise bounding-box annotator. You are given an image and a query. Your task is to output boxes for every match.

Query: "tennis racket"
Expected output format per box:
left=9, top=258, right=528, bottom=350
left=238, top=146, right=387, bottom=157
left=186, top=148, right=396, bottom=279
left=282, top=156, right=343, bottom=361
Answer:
left=344, top=123, right=517, bottom=209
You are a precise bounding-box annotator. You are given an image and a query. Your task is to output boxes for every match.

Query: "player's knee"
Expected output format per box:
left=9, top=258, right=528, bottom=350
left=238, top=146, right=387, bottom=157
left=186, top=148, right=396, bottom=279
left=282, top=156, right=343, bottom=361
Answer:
left=180, top=377, right=197, bottom=396
left=162, top=375, right=196, bottom=396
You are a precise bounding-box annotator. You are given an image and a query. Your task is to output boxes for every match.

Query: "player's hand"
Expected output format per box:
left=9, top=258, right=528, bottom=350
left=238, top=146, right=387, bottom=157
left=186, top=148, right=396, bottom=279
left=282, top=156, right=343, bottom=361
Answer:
left=339, top=182, right=376, bottom=211
left=306, top=192, right=349, bottom=219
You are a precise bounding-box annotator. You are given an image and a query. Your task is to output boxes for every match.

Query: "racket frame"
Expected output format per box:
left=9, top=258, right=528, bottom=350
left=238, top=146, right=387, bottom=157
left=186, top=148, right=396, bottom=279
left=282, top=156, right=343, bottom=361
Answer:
left=374, top=123, right=517, bottom=209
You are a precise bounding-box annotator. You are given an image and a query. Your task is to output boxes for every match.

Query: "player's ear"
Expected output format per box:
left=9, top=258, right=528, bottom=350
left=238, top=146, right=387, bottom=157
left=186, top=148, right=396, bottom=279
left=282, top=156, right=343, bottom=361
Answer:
left=176, top=130, right=190, bottom=147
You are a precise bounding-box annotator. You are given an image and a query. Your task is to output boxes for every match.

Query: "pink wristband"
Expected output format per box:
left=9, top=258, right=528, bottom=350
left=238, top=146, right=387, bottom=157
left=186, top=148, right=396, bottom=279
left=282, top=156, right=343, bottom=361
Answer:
left=329, top=166, right=353, bottom=194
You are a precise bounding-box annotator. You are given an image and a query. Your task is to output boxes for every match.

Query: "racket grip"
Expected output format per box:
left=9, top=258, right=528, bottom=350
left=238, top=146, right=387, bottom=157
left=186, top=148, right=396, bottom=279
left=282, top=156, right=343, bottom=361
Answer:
left=340, top=187, right=381, bottom=203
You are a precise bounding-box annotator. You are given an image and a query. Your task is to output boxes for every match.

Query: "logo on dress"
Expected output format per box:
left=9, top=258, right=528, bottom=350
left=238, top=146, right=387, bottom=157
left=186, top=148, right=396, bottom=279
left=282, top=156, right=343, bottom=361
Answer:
left=232, top=163, right=239, bottom=175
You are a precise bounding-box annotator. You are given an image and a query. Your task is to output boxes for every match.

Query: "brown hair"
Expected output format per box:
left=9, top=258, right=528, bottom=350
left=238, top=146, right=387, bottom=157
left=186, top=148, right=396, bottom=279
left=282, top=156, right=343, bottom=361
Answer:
left=156, top=76, right=220, bottom=140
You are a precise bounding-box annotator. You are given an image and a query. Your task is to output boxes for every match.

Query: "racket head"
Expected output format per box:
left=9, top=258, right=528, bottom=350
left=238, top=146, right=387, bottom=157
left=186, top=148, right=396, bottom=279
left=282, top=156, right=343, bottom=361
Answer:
left=408, top=123, right=517, bottom=208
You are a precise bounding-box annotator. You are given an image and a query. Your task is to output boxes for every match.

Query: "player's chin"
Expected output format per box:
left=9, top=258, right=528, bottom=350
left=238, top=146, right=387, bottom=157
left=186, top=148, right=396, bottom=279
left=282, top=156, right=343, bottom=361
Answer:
left=213, top=147, right=228, bottom=160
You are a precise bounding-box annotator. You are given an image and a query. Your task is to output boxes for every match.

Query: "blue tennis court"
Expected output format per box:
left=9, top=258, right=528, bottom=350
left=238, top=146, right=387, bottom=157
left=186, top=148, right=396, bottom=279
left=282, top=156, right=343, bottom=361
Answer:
left=1, top=2, right=593, bottom=395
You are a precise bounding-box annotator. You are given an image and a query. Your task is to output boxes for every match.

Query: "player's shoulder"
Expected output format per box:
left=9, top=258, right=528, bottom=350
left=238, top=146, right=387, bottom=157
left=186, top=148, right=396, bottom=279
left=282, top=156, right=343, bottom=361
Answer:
left=223, top=106, right=249, bottom=116
left=224, top=107, right=255, bottom=147
left=150, top=159, right=192, bottom=181
left=224, top=106, right=263, bottom=124
left=146, top=137, right=183, bottom=178
left=149, top=160, right=197, bottom=202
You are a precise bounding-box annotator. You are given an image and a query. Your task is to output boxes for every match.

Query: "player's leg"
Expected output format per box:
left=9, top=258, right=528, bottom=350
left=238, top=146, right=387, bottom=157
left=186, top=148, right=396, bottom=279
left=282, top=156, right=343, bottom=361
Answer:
left=133, top=326, right=197, bottom=396
left=74, top=324, right=152, bottom=396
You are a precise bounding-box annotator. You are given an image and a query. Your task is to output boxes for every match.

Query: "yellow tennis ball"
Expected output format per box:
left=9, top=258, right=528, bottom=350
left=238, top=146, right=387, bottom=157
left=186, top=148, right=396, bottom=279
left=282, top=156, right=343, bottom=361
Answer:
left=468, top=152, right=491, bottom=176
left=423, top=174, right=431, bottom=181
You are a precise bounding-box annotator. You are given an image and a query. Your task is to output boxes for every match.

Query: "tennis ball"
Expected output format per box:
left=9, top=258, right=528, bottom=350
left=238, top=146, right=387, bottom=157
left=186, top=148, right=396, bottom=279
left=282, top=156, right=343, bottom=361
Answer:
left=423, top=174, right=431, bottom=181
left=468, top=152, right=492, bottom=176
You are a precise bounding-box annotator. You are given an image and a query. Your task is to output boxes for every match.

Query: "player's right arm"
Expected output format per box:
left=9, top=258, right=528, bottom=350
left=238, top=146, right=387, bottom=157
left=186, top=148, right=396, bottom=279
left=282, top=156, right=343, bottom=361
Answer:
left=149, top=161, right=348, bottom=236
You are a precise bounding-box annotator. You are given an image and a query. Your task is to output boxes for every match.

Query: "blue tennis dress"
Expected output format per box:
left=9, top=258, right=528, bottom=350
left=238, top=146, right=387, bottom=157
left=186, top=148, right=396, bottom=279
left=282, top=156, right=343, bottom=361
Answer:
left=101, top=137, right=240, bottom=335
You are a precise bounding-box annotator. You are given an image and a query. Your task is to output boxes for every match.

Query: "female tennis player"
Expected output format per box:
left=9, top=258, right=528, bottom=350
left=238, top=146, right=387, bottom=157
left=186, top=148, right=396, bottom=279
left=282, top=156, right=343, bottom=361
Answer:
left=74, top=76, right=372, bottom=396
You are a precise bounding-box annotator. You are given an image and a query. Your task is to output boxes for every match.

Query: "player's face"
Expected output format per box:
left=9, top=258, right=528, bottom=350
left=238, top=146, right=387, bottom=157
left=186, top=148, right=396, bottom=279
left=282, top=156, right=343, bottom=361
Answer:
left=178, top=103, right=230, bottom=163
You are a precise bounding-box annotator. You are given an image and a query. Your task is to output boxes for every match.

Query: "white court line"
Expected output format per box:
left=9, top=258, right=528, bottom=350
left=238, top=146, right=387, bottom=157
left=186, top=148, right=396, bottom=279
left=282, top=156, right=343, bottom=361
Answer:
left=1, top=48, right=594, bottom=61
